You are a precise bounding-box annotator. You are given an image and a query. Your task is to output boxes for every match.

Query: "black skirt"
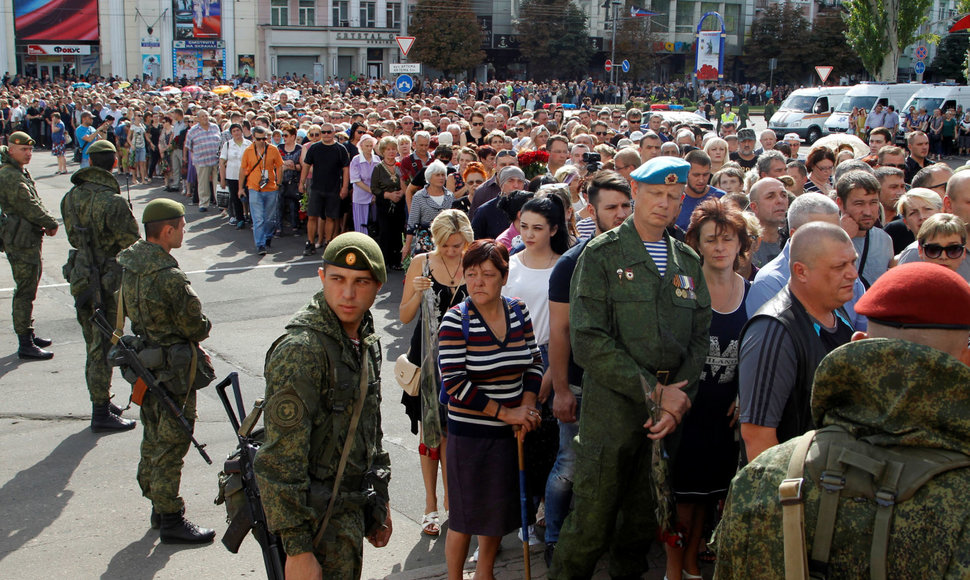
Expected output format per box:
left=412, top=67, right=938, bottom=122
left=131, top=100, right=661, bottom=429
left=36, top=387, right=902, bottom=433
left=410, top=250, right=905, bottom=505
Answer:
left=446, top=434, right=521, bottom=537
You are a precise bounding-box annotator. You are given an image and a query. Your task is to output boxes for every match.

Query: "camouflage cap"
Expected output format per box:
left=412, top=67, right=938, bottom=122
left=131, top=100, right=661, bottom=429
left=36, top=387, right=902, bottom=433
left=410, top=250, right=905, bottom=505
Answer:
left=8, top=131, right=34, bottom=146
left=322, top=232, right=386, bottom=284
left=142, top=199, right=185, bottom=224
left=87, top=139, right=117, bottom=154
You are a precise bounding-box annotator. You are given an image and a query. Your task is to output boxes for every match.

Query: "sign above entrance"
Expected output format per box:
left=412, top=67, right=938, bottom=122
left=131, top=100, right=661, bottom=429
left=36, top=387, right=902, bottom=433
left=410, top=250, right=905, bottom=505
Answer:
left=396, top=36, right=416, bottom=56
left=27, top=45, right=91, bottom=56
left=390, top=63, right=421, bottom=74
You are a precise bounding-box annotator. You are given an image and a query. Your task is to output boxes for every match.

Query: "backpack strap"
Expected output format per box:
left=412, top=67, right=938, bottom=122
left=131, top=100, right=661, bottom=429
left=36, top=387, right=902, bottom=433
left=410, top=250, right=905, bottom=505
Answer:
left=779, top=430, right=816, bottom=580
left=809, top=441, right=850, bottom=579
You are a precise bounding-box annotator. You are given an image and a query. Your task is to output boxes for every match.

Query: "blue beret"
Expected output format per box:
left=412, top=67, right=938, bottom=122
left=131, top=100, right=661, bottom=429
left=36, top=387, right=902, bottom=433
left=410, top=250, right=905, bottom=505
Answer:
left=630, top=156, right=690, bottom=185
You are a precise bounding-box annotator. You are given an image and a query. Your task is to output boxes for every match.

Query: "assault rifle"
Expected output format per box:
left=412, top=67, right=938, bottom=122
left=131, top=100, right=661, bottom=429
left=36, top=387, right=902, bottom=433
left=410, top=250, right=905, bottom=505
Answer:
left=91, top=308, right=212, bottom=465
left=215, top=372, right=285, bottom=580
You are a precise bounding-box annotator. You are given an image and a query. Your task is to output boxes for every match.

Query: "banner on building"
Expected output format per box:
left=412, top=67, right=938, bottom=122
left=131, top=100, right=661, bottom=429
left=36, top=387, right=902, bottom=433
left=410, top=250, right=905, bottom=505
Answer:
left=143, top=54, right=162, bottom=79
left=174, top=0, right=222, bottom=41
left=14, top=0, right=100, bottom=42
left=694, top=13, right=725, bottom=81
left=238, top=54, right=255, bottom=77
left=27, top=44, right=92, bottom=55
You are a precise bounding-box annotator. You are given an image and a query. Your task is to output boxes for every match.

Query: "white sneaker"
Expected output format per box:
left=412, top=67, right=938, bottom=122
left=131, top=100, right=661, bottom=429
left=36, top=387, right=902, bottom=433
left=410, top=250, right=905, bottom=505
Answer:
left=517, top=525, right=542, bottom=546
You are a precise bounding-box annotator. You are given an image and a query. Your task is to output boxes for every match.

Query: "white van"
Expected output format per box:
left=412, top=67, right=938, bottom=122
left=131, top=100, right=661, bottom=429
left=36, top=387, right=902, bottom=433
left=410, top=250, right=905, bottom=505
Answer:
left=895, top=84, right=970, bottom=142
left=824, top=83, right=923, bottom=134
left=768, top=86, right=849, bottom=144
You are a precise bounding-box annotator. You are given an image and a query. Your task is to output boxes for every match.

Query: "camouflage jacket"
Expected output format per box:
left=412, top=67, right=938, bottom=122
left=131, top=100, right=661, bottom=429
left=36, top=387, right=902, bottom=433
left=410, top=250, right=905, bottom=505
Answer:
left=570, top=216, right=711, bottom=407
left=254, top=291, right=389, bottom=557
left=60, top=167, right=140, bottom=300
left=0, top=146, right=57, bottom=256
left=714, top=339, right=970, bottom=579
left=117, top=240, right=210, bottom=347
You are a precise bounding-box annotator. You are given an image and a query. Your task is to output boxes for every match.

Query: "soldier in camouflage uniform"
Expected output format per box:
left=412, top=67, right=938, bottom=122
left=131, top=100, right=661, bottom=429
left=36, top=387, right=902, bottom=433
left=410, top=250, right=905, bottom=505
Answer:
left=117, top=198, right=216, bottom=544
left=60, top=139, right=141, bottom=432
left=714, top=262, right=970, bottom=578
left=550, top=157, right=711, bottom=580
left=255, top=232, right=392, bottom=580
left=0, top=131, right=59, bottom=359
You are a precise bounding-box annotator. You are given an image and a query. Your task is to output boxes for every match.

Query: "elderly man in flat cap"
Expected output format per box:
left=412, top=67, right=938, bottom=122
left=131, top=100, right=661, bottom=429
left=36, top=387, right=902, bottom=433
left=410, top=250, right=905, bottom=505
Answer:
left=550, top=156, right=711, bottom=580
left=255, top=231, right=392, bottom=579
left=715, top=262, right=970, bottom=578
left=118, top=198, right=216, bottom=544
left=61, top=138, right=141, bottom=432
left=0, top=131, right=59, bottom=359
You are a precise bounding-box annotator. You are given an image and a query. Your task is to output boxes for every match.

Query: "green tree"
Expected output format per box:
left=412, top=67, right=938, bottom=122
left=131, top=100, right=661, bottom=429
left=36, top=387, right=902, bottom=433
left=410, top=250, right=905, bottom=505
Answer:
left=408, top=0, right=485, bottom=76
left=742, top=4, right=810, bottom=84
left=614, top=3, right=659, bottom=80
left=517, top=0, right=593, bottom=80
left=842, top=0, right=932, bottom=81
left=805, top=9, right=866, bottom=82
left=926, top=32, right=970, bottom=81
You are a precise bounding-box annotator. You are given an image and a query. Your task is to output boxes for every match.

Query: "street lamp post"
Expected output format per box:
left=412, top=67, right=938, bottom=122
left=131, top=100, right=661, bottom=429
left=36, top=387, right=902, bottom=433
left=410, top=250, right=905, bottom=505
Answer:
left=606, top=0, right=621, bottom=84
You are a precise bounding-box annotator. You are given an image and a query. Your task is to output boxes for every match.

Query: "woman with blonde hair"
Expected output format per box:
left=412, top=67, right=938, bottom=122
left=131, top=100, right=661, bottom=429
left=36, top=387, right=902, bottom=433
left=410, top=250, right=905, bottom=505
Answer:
left=400, top=209, right=474, bottom=536
left=704, top=137, right=729, bottom=174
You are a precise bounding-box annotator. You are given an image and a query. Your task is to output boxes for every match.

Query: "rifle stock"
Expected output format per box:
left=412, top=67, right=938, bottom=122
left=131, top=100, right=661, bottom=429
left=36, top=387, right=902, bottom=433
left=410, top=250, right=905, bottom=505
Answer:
left=91, top=308, right=212, bottom=465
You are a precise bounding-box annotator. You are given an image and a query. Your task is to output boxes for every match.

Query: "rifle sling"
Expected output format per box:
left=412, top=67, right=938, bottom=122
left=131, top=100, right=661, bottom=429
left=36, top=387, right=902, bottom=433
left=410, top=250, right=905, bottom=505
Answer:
left=312, top=344, right=369, bottom=550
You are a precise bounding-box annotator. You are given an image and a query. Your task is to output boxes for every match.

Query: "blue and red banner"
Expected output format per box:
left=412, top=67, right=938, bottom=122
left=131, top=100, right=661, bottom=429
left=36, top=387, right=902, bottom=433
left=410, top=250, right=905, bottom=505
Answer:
left=14, top=0, right=100, bottom=43
left=174, top=0, right=222, bottom=40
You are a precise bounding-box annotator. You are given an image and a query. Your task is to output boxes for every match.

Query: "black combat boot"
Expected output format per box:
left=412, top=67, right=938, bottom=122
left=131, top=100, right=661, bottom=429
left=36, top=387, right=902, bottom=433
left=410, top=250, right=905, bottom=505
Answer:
left=159, top=511, right=215, bottom=544
left=18, top=333, right=53, bottom=360
left=31, top=331, right=52, bottom=347
left=108, top=400, right=126, bottom=416
left=90, top=402, right=137, bottom=433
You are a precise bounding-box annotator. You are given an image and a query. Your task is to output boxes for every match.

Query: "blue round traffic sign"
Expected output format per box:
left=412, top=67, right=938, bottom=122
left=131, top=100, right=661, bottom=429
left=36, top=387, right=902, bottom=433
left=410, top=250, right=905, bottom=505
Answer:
left=621, top=59, right=630, bottom=73
left=396, top=74, right=413, bottom=94
left=915, top=61, right=926, bottom=74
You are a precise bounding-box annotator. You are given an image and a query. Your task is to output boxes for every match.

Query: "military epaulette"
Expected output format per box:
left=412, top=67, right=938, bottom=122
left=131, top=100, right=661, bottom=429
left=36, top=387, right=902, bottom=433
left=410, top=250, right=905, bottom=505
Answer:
left=672, top=238, right=702, bottom=263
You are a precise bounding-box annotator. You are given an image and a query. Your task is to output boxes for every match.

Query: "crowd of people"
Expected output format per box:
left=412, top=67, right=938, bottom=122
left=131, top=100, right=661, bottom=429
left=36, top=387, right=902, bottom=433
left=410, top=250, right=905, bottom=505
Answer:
left=2, top=73, right=970, bottom=579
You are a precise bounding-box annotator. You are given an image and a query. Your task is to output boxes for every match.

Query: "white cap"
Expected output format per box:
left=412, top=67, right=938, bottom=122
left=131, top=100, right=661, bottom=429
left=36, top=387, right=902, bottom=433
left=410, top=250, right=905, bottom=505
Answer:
left=437, top=132, right=453, bottom=146
left=630, top=131, right=644, bottom=141
left=784, top=133, right=801, bottom=142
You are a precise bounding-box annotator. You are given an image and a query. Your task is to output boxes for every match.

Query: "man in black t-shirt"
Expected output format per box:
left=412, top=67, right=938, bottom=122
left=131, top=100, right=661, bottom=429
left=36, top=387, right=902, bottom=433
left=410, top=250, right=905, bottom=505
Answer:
left=542, top=171, right=632, bottom=567
left=738, top=223, right=856, bottom=463
left=299, top=123, right=350, bottom=253
left=729, top=128, right=757, bottom=171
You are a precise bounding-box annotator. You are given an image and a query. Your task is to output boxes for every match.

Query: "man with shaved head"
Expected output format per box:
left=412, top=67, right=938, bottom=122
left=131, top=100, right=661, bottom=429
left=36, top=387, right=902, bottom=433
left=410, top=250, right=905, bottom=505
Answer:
left=748, top=177, right=789, bottom=267
left=738, top=222, right=857, bottom=462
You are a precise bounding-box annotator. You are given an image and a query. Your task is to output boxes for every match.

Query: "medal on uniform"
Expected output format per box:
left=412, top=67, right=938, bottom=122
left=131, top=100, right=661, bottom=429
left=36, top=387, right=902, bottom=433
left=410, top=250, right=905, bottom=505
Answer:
left=681, top=275, right=697, bottom=300
left=673, top=276, right=685, bottom=298
left=625, top=268, right=634, bottom=280
left=617, top=268, right=624, bottom=280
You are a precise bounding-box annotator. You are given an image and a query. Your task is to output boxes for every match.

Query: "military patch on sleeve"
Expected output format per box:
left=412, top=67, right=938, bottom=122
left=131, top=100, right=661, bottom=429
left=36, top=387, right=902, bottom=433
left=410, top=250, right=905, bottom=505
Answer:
left=268, top=392, right=305, bottom=428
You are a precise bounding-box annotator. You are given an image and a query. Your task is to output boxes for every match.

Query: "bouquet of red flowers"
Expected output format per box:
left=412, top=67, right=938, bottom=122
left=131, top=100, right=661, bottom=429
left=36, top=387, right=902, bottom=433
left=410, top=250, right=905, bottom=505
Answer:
left=517, top=150, right=550, bottom=181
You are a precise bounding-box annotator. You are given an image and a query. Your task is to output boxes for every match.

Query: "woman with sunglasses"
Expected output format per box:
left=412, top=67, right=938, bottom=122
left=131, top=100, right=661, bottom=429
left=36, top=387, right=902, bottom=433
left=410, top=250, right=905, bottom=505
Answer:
left=917, top=213, right=967, bottom=274
left=461, top=112, right=487, bottom=147
left=455, top=161, right=486, bottom=215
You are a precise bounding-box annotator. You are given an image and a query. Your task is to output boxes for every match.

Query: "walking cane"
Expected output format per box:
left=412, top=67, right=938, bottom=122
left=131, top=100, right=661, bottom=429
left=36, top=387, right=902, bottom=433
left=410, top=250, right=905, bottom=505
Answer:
left=517, top=429, right=532, bottom=580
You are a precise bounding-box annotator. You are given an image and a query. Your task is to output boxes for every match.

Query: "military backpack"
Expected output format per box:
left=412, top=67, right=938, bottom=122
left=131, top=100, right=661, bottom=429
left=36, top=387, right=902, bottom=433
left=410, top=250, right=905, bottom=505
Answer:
left=779, top=424, right=970, bottom=580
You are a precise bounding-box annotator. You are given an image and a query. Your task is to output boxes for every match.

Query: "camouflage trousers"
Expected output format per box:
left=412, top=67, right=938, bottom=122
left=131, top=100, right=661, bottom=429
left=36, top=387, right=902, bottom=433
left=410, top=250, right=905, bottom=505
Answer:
left=7, top=252, right=41, bottom=336
left=312, top=504, right=365, bottom=579
left=75, top=296, right=118, bottom=404
left=138, top=388, right=196, bottom=514
left=549, top=390, right=659, bottom=580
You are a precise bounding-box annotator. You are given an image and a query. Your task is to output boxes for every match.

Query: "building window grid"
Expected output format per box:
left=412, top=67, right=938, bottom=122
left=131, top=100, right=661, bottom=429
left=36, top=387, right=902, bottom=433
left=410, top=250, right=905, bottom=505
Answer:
left=386, top=2, right=401, bottom=28
left=333, top=0, right=349, bottom=26
left=271, top=0, right=289, bottom=26
left=360, top=1, right=377, bottom=27
left=299, top=0, right=315, bottom=25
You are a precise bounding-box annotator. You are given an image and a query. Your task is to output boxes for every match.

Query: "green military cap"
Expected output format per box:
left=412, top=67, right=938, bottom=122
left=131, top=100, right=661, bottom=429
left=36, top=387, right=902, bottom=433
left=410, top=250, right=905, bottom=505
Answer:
left=142, top=198, right=185, bottom=224
left=8, top=131, right=34, bottom=146
left=87, top=139, right=117, bottom=154
left=322, top=232, right=386, bottom=284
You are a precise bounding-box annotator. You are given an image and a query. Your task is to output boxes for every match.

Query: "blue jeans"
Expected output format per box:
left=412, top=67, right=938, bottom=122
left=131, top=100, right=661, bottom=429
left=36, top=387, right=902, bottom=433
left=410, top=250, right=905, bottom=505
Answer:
left=249, top=188, right=278, bottom=247
left=544, top=393, right=581, bottom=544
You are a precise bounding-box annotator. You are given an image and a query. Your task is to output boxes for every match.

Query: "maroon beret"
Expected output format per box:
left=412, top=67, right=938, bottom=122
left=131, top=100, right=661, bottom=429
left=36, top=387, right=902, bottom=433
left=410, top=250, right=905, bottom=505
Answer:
left=855, top=262, right=970, bottom=329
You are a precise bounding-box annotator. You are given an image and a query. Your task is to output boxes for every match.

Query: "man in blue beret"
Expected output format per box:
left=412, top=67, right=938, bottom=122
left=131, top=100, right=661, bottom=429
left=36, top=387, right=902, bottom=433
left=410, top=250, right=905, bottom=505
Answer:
left=550, top=157, right=712, bottom=579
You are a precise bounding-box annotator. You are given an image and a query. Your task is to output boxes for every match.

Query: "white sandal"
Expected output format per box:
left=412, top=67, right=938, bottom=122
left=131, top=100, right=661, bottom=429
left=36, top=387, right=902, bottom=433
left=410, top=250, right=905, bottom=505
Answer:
left=420, top=511, right=440, bottom=536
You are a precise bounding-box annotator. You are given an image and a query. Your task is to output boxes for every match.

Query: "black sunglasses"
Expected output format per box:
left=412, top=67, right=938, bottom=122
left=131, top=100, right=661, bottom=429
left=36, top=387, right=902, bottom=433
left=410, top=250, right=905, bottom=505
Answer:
left=921, top=243, right=966, bottom=260
left=321, top=130, right=333, bottom=134
left=254, top=137, right=267, bottom=141
left=472, top=122, right=484, bottom=126
left=496, top=150, right=517, bottom=158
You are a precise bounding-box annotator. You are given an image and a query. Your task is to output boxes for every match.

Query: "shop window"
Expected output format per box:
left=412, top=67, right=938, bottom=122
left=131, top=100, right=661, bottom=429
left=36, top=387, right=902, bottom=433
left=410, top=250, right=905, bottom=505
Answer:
left=272, top=0, right=289, bottom=26
left=299, top=0, right=315, bottom=26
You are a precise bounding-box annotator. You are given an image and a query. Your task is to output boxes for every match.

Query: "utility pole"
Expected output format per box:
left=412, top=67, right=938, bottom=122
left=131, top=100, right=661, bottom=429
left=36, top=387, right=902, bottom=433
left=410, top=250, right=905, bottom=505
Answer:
left=606, top=0, right=621, bottom=84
